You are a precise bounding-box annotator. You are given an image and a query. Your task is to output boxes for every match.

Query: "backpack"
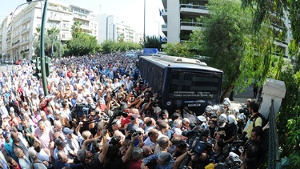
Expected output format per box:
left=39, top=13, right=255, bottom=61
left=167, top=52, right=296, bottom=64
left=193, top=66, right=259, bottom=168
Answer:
left=252, top=113, right=268, bottom=128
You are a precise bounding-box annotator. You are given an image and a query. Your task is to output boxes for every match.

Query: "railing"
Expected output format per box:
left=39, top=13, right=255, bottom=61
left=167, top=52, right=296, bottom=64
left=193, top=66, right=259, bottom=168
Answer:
left=180, top=21, right=202, bottom=27
left=180, top=4, right=207, bottom=10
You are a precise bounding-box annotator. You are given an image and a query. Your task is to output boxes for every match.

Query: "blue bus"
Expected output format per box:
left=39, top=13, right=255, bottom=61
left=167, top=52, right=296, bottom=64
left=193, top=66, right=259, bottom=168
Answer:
left=138, top=55, right=223, bottom=115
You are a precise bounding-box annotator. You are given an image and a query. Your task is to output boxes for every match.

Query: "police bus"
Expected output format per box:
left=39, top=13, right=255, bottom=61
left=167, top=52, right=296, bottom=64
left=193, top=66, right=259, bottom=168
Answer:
left=138, top=55, right=223, bottom=115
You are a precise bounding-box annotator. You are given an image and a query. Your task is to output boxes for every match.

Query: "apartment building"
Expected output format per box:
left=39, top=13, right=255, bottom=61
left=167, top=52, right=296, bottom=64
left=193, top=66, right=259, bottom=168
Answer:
left=161, top=0, right=208, bottom=44
left=161, top=0, right=292, bottom=57
left=96, top=14, right=141, bottom=44
left=0, top=0, right=98, bottom=60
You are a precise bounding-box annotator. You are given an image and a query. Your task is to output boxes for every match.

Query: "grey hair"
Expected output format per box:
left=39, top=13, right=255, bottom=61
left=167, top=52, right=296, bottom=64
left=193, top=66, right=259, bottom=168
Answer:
left=131, top=147, right=143, bottom=160
left=173, top=119, right=182, bottom=128
left=28, top=147, right=38, bottom=160
left=158, top=152, right=172, bottom=164
left=158, top=137, right=169, bottom=148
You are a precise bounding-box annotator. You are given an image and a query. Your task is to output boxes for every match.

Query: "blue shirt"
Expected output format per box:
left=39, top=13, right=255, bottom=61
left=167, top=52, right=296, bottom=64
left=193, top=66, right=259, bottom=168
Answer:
left=4, top=138, right=16, bottom=160
left=143, top=153, right=174, bottom=169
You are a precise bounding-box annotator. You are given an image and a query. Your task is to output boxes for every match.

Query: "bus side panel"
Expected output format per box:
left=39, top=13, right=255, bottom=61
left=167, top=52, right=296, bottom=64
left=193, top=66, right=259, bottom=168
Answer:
left=138, top=57, right=164, bottom=95
left=161, top=67, right=170, bottom=109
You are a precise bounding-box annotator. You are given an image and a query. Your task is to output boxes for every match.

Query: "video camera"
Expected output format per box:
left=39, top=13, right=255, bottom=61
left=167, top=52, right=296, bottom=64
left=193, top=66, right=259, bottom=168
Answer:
left=179, top=130, right=212, bottom=169
left=72, top=103, right=97, bottom=118
left=182, top=130, right=211, bottom=156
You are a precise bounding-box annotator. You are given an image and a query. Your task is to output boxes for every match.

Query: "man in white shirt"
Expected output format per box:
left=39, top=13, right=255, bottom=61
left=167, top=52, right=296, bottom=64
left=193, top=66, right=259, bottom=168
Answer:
left=143, top=129, right=159, bottom=149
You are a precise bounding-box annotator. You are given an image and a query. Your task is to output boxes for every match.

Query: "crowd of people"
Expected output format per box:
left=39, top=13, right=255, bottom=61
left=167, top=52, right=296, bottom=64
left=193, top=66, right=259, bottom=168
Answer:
left=0, top=54, right=268, bottom=169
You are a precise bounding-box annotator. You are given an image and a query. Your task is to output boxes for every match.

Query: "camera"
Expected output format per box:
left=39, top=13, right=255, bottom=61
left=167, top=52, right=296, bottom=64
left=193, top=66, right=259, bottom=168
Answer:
left=129, top=129, right=142, bottom=137
left=110, top=136, right=121, bottom=145
left=73, top=103, right=96, bottom=118
left=239, top=107, right=250, bottom=116
left=181, top=130, right=211, bottom=156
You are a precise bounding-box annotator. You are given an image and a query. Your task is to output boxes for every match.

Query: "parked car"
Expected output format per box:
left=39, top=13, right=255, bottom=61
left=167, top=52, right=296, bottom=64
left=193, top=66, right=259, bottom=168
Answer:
left=15, top=60, right=22, bottom=65
left=4, top=60, right=10, bottom=64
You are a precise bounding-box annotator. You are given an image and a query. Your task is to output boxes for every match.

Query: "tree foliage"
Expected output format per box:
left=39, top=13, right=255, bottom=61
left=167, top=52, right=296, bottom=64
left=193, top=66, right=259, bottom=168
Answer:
left=67, top=32, right=99, bottom=56
left=34, top=27, right=64, bottom=58
left=71, top=21, right=83, bottom=38
left=190, top=0, right=275, bottom=100
left=101, top=40, right=142, bottom=54
left=276, top=66, right=300, bottom=168
left=164, top=42, right=194, bottom=57
left=242, top=0, right=300, bottom=44
left=144, top=36, right=161, bottom=50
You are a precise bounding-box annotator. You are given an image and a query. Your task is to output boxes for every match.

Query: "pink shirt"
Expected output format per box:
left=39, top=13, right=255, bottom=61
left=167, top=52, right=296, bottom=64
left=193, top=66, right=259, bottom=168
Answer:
left=34, top=128, right=53, bottom=150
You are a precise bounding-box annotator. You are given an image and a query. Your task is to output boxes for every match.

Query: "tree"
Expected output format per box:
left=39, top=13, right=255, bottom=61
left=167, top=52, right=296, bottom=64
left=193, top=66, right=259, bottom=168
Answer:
left=100, top=40, right=142, bottom=53
left=34, top=27, right=63, bottom=58
left=71, top=21, right=83, bottom=38
left=101, top=40, right=117, bottom=53
left=67, top=32, right=99, bottom=56
left=144, top=36, right=161, bottom=50
left=242, top=0, right=300, bottom=44
left=190, top=0, right=275, bottom=100
left=164, top=42, right=194, bottom=57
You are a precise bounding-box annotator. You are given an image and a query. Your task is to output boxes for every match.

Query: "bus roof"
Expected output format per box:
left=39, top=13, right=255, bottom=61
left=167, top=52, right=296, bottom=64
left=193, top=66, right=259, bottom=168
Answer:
left=141, top=55, right=223, bottom=73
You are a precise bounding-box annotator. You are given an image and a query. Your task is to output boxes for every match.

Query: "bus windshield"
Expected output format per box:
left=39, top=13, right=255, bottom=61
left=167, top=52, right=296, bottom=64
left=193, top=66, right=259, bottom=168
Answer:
left=168, top=70, right=221, bottom=99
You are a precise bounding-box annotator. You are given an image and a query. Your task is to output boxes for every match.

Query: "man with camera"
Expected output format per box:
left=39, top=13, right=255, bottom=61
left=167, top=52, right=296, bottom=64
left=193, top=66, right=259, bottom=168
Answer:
left=77, top=129, right=109, bottom=169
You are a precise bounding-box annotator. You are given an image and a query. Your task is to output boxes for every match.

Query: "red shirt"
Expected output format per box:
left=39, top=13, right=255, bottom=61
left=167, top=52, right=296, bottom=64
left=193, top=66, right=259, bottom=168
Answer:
left=127, top=160, right=142, bottom=169
left=39, top=99, right=50, bottom=115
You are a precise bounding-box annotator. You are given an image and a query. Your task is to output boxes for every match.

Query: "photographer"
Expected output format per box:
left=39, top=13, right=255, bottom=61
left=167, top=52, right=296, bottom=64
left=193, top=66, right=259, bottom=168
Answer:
left=77, top=129, right=108, bottom=169
left=104, top=135, right=138, bottom=169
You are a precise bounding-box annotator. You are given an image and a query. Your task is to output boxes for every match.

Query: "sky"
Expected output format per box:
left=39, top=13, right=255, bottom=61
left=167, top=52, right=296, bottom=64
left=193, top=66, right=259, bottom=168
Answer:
left=0, top=0, right=164, bottom=36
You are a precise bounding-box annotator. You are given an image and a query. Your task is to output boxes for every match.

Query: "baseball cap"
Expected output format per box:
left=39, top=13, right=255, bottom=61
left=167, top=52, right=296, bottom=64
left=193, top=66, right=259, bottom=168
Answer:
left=63, top=127, right=74, bottom=135
left=2, top=131, right=10, bottom=138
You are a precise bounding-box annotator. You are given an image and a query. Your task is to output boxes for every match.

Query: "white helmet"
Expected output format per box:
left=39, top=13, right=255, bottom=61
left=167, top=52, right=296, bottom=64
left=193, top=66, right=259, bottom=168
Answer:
left=205, top=105, right=213, bottom=113
left=232, top=108, right=239, bottom=114
left=218, top=113, right=227, bottom=123
left=212, top=105, right=220, bottom=112
left=238, top=113, right=246, bottom=122
left=197, top=115, right=206, bottom=123
left=223, top=98, right=231, bottom=106
left=228, top=114, right=237, bottom=125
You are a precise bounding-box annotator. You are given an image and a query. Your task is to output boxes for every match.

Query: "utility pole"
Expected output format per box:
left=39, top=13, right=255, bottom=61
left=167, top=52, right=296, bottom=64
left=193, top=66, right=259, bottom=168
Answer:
left=40, top=0, right=48, bottom=96
left=144, top=0, right=146, bottom=45
left=59, top=34, right=61, bottom=59
left=51, top=32, right=54, bottom=57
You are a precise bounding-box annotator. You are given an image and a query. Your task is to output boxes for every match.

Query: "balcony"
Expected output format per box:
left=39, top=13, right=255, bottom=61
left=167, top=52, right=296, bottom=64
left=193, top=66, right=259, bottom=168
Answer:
left=48, top=16, right=61, bottom=21
left=22, top=16, right=31, bottom=24
left=162, top=9, right=167, bottom=23
left=62, top=27, right=69, bottom=31
left=274, top=40, right=288, bottom=48
left=180, top=4, right=208, bottom=17
left=162, top=24, right=168, bottom=32
left=73, top=14, right=90, bottom=21
left=21, top=28, right=30, bottom=34
left=180, top=21, right=202, bottom=31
